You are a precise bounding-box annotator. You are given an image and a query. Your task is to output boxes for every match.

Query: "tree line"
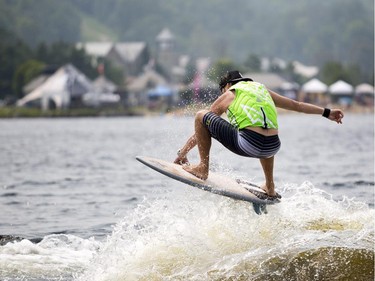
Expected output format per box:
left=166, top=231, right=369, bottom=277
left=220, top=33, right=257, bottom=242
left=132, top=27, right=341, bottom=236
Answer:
left=0, top=26, right=370, bottom=104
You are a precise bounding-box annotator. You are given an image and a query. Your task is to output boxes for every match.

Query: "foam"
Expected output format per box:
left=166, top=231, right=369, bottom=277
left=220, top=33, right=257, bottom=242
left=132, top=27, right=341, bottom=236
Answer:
left=0, top=234, right=100, bottom=280
left=77, top=182, right=374, bottom=280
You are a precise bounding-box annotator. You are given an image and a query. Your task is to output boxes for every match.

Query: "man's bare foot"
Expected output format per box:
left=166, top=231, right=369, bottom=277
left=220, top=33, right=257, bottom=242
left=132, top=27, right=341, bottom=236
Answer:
left=260, top=183, right=281, bottom=199
left=183, top=164, right=208, bottom=180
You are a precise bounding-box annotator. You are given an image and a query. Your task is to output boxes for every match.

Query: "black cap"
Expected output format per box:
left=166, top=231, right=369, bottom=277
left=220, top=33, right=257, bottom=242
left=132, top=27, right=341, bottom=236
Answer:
left=219, top=70, right=253, bottom=90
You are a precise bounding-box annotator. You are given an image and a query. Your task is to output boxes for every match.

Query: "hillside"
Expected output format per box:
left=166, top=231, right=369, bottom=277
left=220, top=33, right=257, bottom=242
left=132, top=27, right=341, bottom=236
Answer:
left=0, top=0, right=373, bottom=75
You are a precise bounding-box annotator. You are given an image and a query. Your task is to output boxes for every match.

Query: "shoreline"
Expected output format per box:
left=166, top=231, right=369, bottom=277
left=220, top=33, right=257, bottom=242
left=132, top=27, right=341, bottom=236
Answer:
left=0, top=104, right=373, bottom=118
left=0, top=106, right=147, bottom=119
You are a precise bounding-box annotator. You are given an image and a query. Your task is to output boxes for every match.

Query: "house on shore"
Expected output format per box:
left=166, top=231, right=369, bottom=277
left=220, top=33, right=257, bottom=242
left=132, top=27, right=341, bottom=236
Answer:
left=18, top=64, right=120, bottom=110
left=126, top=68, right=169, bottom=107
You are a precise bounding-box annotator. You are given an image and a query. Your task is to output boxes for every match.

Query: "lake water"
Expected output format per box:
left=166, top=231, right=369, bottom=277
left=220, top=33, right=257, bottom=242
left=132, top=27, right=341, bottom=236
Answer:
left=0, top=113, right=374, bottom=280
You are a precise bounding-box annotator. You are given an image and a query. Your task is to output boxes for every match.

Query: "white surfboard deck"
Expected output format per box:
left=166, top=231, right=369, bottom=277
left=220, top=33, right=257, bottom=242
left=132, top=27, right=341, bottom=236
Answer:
left=136, top=156, right=280, bottom=214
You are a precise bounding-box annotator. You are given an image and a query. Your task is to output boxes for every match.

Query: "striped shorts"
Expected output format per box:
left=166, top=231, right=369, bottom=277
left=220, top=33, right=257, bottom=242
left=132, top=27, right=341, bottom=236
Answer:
left=203, top=112, right=281, bottom=158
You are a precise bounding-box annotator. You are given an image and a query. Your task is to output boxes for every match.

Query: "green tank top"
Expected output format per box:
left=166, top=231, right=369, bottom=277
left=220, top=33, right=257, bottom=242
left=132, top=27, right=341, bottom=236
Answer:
left=227, top=81, right=278, bottom=129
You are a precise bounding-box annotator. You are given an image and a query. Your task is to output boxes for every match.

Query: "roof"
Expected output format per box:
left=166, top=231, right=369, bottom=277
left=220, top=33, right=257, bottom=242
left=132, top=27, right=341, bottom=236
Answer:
left=76, top=41, right=148, bottom=64
left=329, top=80, right=353, bottom=95
left=23, top=74, right=49, bottom=94
left=244, top=72, right=288, bottom=90
left=127, top=69, right=167, bottom=92
left=76, top=42, right=113, bottom=57
left=113, top=42, right=147, bottom=62
left=292, top=61, right=319, bottom=78
left=18, top=68, right=68, bottom=106
left=302, top=78, right=328, bottom=93
left=355, top=83, right=374, bottom=95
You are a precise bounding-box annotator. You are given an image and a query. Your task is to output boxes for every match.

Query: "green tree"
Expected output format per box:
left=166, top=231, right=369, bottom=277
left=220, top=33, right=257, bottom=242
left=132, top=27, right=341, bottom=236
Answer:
left=320, top=61, right=355, bottom=85
left=244, top=54, right=261, bottom=72
left=0, top=28, right=31, bottom=100
left=35, top=41, right=98, bottom=79
left=344, top=64, right=362, bottom=86
left=12, top=60, right=45, bottom=98
left=101, top=59, right=124, bottom=87
left=0, top=0, right=81, bottom=47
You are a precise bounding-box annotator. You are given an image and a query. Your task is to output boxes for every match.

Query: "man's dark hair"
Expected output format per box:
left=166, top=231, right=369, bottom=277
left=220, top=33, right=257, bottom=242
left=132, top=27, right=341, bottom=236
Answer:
left=219, top=72, right=232, bottom=91
left=219, top=70, right=253, bottom=91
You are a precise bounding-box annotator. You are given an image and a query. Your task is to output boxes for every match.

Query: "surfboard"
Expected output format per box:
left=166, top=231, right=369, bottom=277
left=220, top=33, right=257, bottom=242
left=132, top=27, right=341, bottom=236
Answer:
left=136, top=156, right=280, bottom=214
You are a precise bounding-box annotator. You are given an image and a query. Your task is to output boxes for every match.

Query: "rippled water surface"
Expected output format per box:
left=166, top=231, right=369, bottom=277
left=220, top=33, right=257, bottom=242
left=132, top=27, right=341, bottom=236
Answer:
left=0, top=113, right=374, bottom=280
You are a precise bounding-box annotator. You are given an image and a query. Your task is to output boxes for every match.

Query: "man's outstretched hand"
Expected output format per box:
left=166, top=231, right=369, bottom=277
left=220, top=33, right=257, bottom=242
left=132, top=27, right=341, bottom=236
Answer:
left=329, top=109, right=344, bottom=124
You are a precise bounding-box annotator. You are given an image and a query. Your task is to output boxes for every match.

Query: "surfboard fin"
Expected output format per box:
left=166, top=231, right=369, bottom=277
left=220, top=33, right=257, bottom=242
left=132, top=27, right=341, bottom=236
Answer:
left=253, top=203, right=268, bottom=215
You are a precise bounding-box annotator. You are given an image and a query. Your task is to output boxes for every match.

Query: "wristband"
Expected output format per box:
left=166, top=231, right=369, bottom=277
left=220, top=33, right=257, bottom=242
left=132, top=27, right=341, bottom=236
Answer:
left=322, top=108, right=331, bottom=118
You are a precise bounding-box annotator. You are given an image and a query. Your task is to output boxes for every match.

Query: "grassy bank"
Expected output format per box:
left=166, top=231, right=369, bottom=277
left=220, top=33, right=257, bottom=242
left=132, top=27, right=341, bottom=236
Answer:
left=0, top=106, right=148, bottom=118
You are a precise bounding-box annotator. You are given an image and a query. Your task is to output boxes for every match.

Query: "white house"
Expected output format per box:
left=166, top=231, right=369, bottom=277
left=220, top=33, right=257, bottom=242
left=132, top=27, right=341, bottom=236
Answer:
left=17, top=64, right=93, bottom=110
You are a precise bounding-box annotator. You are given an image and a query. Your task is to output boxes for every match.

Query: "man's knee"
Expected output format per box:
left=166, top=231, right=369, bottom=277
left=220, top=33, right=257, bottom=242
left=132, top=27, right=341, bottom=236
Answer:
left=195, top=110, right=209, bottom=122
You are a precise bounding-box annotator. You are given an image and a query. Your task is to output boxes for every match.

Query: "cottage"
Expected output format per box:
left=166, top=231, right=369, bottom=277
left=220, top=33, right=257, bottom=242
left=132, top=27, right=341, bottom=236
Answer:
left=126, top=68, right=168, bottom=107
left=17, top=64, right=93, bottom=110
left=83, top=75, right=120, bottom=108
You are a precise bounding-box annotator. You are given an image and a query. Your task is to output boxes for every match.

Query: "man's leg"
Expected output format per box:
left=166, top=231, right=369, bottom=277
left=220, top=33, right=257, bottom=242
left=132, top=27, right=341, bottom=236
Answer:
left=259, top=156, right=276, bottom=196
left=174, top=134, right=196, bottom=165
left=183, top=110, right=211, bottom=180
